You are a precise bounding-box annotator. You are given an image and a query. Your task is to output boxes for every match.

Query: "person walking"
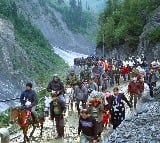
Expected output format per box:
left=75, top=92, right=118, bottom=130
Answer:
left=78, top=109, right=98, bottom=143
left=114, top=68, right=121, bottom=86
left=110, top=87, right=132, bottom=129
left=128, top=77, right=140, bottom=109
left=50, top=94, right=66, bottom=139
left=88, top=97, right=104, bottom=138
left=75, top=81, right=88, bottom=115
left=146, top=69, right=158, bottom=97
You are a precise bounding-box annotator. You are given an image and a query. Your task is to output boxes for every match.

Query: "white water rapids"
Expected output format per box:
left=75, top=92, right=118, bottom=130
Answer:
left=0, top=47, right=87, bottom=113
left=53, top=46, right=88, bottom=66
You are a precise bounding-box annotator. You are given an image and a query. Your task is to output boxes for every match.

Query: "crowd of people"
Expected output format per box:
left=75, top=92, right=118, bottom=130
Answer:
left=20, top=54, right=159, bottom=143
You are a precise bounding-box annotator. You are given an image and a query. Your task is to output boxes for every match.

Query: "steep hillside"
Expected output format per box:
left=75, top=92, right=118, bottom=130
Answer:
left=0, top=0, right=68, bottom=110
left=65, top=0, right=106, bottom=14
left=96, top=0, right=160, bottom=60
left=0, top=0, right=106, bottom=111
left=15, top=0, right=97, bottom=54
left=138, top=6, right=160, bottom=60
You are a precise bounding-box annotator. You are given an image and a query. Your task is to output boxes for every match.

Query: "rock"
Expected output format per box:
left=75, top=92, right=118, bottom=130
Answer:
left=107, top=82, right=160, bottom=142
left=0, top=18, right=37, bottom=112
left=138, top=6, right=160, bottom=60
left=15, top=0, right=95, bottom=55
left=123, top=133, right=131, bottom=139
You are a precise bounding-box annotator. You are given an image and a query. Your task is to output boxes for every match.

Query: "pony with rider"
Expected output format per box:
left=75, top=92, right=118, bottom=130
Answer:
left=10, top=83, right=45, bottom=143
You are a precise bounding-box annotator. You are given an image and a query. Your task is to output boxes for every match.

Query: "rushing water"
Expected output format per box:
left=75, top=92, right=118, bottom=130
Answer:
left=53, top=46, right=88, bottom=66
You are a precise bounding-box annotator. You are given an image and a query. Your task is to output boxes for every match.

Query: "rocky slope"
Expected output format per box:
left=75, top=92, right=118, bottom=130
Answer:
left=15, top=0, right=96, bottom=54
left=0, top=18, right=32, bottom=111
left=96, top=5, right=160, bottom=61
left=138, top=5, right=160, bottom=60
left=106, top=83, right=160, bottom=143
left=0, top=0, right=106, bottom=113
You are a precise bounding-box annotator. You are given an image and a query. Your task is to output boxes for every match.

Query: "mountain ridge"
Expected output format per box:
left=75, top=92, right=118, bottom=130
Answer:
left=15, top=0, right=97, bottom=54
left=0, top=0, right=104, bottom=111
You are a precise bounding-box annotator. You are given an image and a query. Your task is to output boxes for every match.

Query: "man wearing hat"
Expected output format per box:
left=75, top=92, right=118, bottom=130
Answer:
left=20, top=82, right=38, bottom=124
left=47, top=74, right=65, bottom=101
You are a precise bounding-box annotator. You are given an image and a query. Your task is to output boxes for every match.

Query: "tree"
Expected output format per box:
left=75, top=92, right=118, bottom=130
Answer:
left=11, top=1, right=17, bottom=17
left=69, top=0, right=76, bottom=10
left=58, top=0, right=64, bottom=4
left=77, top=0, right=82, bottom=25
left=97, top=0, right=160, bottom=51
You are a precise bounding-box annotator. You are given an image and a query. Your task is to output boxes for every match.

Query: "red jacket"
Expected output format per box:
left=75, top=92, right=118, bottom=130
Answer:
left=121, top=67, right=130, bottom=75
left=136, top=80, right=144, bottom=93
left=102, top=113, right=110, bottom=124
left=128, top=81, right=140, bottom=94
left=128, top=81, right=138, bottom=94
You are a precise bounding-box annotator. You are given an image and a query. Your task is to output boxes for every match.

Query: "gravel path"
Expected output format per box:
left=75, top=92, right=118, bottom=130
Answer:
left=10, top=81, right=131, bottom=143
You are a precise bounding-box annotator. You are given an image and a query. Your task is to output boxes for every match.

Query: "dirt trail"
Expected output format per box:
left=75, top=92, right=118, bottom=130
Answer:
left=10, top=81, right=131, bottom=143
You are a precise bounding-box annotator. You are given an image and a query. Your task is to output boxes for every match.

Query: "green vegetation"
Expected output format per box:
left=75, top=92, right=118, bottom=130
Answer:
left=47, top=0, right=98, bottom=40
left=148, top=27, right=160, bottom=44
left=0, top=109, right=19, bottom=131
left=0, top=0, right=69, bottom=87
left=0, top=0, right=69, bottom=126
left=39, top=0, right=60, bottom=27
left=97, top=0, right=160, bottom=50
left=0, top=110, right=10, bottom=127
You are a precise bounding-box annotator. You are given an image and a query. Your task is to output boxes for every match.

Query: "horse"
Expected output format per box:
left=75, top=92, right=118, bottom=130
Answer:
left=0, top=127, right=10, bottom=143
left=10, top=106, right=45, bottom=143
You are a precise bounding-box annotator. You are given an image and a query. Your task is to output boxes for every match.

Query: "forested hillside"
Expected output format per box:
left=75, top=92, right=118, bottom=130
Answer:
left=65, top=0, right=106, bottom=13
left=11, top=0, right=98, bottom=54
left=0, top=0, right=104, bottom=106
left=48, top=0, right=97, bottom=39
left=0, top=0, right=68, bottom=86
left=97, top=0, right=160, bottom=56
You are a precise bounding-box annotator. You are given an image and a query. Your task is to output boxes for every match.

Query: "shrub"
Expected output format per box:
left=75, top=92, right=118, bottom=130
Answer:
left=148, top=27, right=160, bottom=44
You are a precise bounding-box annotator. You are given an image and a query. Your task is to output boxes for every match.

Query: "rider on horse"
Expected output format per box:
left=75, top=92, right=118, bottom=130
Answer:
left=20, top=82, right=38, bottom=124
left=47, top=74, right=65, bottom=102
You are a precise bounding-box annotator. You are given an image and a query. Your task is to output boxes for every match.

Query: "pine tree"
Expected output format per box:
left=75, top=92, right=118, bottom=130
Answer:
left=58, top=0, right=64, bottom=4
left=69, top=0, right=76, bottom=10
